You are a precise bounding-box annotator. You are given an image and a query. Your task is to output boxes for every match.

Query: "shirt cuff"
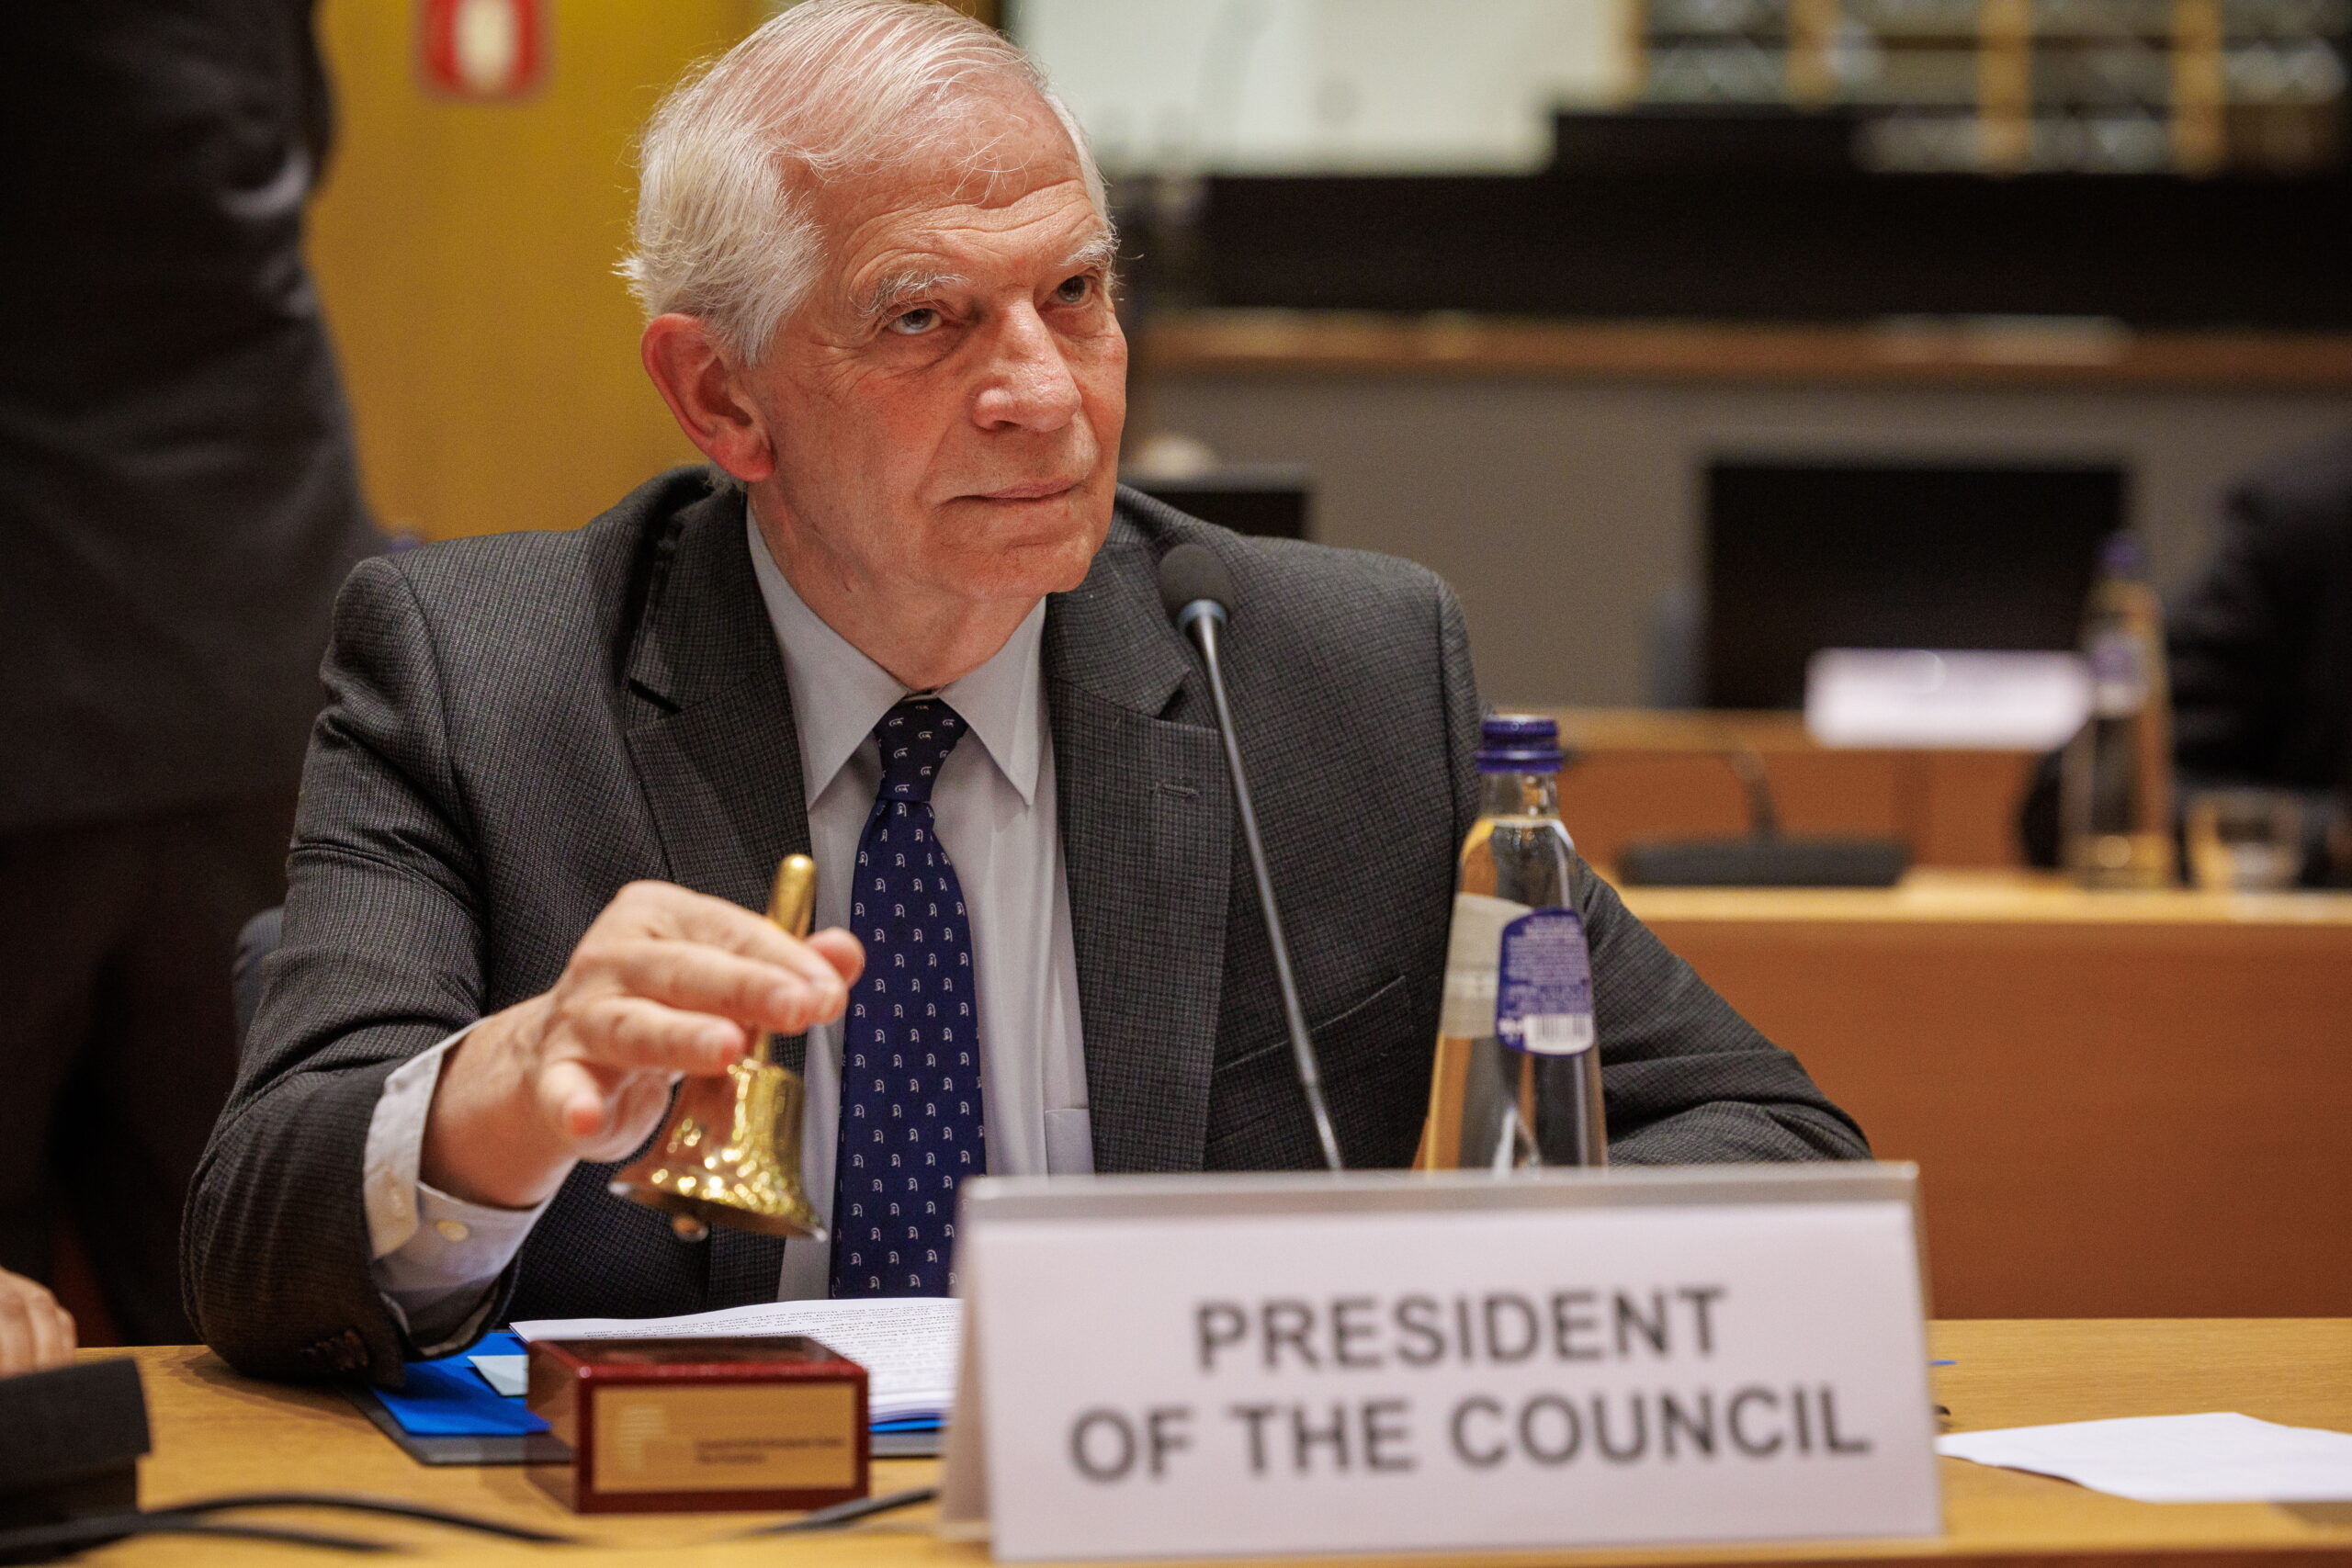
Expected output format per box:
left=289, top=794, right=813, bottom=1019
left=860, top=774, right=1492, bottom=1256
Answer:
left=362, top=1024, right=552, bottom=1339
left=363, top=1028, right=468, bottom=1260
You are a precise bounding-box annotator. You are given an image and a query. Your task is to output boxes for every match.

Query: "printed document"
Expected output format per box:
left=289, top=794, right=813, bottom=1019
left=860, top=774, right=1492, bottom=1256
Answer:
left=1939, top=1412, right=2352, bottom=1502
left=511, top=1297, right=959, bottom=1424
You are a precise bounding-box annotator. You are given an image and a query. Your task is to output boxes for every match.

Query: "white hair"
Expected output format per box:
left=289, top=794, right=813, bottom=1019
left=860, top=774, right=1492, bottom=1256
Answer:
left=620, top=0, right=1108, bottom=364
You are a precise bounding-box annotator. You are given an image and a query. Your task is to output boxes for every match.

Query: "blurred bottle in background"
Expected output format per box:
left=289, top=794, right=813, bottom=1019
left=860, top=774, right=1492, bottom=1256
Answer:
left=2061, top=534, right=2179, bottom=889
left=1417, top=715, right=1607, bottom=1171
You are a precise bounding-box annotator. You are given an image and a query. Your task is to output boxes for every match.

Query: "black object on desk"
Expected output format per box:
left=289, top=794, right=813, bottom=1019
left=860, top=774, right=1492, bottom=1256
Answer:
left=0, top=1359, right=149, bottom=1530
left=1612, top=747, right=1910, bottom=887
left=1618, top=834, right=1910, bottom=887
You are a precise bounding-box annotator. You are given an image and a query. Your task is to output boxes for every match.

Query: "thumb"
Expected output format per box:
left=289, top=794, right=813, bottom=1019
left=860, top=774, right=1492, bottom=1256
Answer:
left=539, top=1057, right=616, bottom=1142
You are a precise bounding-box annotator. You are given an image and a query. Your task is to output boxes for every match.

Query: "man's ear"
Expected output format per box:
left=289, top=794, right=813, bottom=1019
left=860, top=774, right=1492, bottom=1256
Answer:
left=640, top=314, right=775, bottom=482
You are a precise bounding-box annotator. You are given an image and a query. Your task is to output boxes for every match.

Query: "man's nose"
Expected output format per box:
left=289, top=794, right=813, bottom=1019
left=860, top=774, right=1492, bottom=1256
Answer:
left=970, top=302, right=1082, bottom=433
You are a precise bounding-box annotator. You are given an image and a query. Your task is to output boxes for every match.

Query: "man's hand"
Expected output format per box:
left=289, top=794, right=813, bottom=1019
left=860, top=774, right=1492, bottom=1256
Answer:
left=422, top=882, right=864, bottom=1209
left=0, top=1268, right=74, bottom=1377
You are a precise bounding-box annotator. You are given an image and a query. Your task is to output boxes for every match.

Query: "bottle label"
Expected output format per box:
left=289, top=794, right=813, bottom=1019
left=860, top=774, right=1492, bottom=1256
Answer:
left=1437, top=892, right=1528, bottom=1037
left=2087, top=626, right=2148, bottom=717
left=1494, top=908, right=1596, bottom=1056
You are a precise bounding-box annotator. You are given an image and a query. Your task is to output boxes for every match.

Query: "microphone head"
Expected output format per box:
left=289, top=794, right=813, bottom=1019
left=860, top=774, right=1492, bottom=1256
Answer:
left=1158, top=543, right=1237, bottom=626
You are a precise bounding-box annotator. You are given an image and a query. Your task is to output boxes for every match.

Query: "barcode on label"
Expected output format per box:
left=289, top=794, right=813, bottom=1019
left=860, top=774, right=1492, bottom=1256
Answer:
left=1511, top=1014, right=1596, bottom=1056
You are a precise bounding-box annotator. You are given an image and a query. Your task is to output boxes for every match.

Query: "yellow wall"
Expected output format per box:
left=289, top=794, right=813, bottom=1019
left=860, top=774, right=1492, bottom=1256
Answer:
left=309, top=0, right=761, bottom=540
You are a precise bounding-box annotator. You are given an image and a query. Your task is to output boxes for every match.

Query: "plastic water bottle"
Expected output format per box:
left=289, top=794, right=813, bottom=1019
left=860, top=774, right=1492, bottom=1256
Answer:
left=1415, top=715, right=1607, bottom=1170
left=2061, top=533, right=2177, bottom=889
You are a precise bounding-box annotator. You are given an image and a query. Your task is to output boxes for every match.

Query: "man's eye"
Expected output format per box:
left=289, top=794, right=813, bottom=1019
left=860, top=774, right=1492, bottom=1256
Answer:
left=887, top=307, right=941, bottom=336
left=1053, top=275, right=1092, bottom=305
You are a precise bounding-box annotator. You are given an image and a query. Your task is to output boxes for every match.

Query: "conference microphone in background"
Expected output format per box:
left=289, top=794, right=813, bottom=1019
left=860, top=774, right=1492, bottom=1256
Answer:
left=1159, top=543, right=1346, bottom=1173
left=1613, top=746, right=1908, bottom=887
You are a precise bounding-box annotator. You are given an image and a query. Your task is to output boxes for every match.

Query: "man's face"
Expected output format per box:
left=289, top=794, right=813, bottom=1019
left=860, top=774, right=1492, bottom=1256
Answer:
left=745, top=91, right=1126, bottom=615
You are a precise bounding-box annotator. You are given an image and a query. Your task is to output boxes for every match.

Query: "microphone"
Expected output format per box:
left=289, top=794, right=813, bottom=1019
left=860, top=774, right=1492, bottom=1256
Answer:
left=1159, top=544, right=1345, bottom=1172
left=1616, top=745, right=1908, bottom=887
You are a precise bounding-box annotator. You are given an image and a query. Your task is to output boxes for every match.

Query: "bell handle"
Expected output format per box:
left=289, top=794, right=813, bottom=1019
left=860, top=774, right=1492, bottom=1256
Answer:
left=755, top=854, right=820, bottom=1067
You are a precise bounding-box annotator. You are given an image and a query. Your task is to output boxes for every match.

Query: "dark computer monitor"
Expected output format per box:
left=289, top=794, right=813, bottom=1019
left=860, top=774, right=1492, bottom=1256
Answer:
left=1122, top=464, right=1313, bottom=541
left=1702, top=459, right=2124, bottom=709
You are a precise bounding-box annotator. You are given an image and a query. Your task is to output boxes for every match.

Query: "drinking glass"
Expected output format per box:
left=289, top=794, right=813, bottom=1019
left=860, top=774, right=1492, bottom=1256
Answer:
left=2185, top=788, right=2305, bottom=891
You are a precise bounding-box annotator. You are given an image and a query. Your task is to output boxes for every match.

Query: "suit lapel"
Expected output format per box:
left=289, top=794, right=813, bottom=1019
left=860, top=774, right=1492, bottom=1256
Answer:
left=617, top=486, right=806, bottom=1306
left=1046, top=524, right=1232, bottom=1173
left=621, top=486, right=813, bottom=922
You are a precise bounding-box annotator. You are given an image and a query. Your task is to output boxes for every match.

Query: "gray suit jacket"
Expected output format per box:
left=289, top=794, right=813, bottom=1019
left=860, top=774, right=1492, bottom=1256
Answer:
left=185, top=470, right=1866, bottom=1384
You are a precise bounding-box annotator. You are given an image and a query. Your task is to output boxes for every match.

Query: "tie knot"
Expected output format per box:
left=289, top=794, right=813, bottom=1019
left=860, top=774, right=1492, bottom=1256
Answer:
left=874, top=698, right=967, bottom=804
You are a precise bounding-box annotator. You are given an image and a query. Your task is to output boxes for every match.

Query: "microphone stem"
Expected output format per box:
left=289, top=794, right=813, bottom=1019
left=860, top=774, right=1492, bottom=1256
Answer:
left=1188, top=613, right=1346, bottom=1172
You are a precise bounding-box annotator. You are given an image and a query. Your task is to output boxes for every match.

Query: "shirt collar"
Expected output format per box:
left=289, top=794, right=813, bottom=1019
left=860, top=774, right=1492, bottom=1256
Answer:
left=745, top=511, right=1046, bottom=810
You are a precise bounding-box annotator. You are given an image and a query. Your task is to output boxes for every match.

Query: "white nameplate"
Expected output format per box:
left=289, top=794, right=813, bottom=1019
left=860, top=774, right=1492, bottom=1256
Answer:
left=1806, top=648, right=2090, bottom=750
left=940, top=1166, right=1939, bottom=1561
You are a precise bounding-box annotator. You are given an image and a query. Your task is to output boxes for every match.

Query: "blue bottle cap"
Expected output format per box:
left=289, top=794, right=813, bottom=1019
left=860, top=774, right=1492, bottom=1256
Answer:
left=1479, top=714, right=1564, bottom=774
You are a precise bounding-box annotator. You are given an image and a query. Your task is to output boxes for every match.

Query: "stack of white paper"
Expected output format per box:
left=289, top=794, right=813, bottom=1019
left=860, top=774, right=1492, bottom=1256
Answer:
left=511, top=1297, right=960, bottom=1426
left=1938, top=1412, right=2352, bottom=1503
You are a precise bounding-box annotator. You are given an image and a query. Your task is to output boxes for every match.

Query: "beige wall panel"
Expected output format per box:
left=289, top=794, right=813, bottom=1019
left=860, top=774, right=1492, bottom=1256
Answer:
left=1151, top=371, right=2352, bottom=706
left=309, top=0, right=758, bottom=540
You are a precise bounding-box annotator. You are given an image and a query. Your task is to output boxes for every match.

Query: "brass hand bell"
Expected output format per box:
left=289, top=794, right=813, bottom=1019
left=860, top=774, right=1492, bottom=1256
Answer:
left=609, top=856, right=828, bottom=1242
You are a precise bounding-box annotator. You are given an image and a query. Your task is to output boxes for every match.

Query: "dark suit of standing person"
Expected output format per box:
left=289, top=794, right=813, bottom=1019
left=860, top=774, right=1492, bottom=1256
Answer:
left=2169, top=433, right=2352, bottom=807
left=185, top=0, right=1865, bottom=1387
left=0, top=2, right=379, bottom=1342
left=2020, top=433, right=2352, bottom=874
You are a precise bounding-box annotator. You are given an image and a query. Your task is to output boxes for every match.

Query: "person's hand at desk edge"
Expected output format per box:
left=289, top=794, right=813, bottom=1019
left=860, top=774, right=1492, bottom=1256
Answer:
left=0, top=1268, right=74, bottom=1377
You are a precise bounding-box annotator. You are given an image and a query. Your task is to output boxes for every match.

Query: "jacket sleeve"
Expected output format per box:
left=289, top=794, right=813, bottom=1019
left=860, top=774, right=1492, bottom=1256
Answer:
left=1574, top=864, right=1871, bottom=1161
left=1434, top=577, right=1868, bottom=1163
left=182, top=556, right=515, bottom=1385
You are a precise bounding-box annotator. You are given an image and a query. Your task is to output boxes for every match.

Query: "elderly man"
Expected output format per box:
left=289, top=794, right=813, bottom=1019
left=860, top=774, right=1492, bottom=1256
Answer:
left=187, top=0, right=1863, bottom=1384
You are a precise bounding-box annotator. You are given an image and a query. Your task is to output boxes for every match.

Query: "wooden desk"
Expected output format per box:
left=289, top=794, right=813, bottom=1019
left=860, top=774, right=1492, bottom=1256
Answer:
left=1546, top=711, right=2037, bottom=872
left=81, top=1321, right=2352, bottom=1564
left=1622, top=872, right=2352, bottom=1319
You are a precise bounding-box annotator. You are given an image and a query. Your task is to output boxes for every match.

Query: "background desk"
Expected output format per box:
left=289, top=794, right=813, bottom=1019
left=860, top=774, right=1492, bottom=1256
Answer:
left=1621, top=872, right=2352, bottom=1319
left=1549, top=709, right=2036, bottom=871
left=83, top=1321, right=2352, bottom=1565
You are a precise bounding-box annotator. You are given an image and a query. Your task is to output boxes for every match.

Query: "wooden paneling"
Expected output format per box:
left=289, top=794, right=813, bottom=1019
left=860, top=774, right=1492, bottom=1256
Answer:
left=1148, top=310, right=2352, bottom=390
left=308, top=0, right=759, bottom=541
left=1625, top=874, right=2352, bottom=1319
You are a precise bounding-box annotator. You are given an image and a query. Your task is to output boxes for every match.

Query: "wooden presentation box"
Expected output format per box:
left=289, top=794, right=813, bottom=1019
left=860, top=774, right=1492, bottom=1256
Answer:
left=525, top=1336, right=868, bottom=1514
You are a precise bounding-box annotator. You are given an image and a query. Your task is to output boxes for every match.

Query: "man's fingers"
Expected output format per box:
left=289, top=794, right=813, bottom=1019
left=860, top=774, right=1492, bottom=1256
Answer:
left=0, top=1293, right=32, bottom=1379
left=29, top=1297, right=73, bottom=1369
left=579, top=995, right=748, bottom=1074
left=617, top=882, right=837, bottom=971
left=539, top=1056, right=623, bottom=1143
left=808, top=928, right=865, bottom=986
left=596, top=939, right=846, bottom=1037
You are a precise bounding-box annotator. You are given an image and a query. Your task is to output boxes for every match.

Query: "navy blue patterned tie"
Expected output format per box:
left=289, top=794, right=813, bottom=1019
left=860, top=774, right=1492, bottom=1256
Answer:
left=829, top=697, right=986, bottom=1297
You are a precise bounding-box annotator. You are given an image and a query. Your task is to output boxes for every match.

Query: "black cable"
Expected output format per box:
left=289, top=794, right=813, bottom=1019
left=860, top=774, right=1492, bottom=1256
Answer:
left=154, top=1492, right=577, bottom=1543
left=0, top=1492, right=581, bottom=1564
left=728, top=1485, right=939, bottom=1537
left=0, top=1512, right=392, bottom=1562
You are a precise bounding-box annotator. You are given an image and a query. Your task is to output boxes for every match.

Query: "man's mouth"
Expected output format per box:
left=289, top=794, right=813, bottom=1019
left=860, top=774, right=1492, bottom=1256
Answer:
left=967, top=479, right=1079, bottom=502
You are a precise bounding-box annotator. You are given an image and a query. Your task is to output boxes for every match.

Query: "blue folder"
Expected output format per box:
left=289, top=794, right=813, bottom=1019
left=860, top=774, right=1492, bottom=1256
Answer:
left=375, top=1331, right=548, bottom=1438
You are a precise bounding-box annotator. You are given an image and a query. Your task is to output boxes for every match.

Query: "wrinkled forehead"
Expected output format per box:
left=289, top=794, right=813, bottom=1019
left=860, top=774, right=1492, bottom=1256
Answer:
left=798, top=84, right=1101, bottom=285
